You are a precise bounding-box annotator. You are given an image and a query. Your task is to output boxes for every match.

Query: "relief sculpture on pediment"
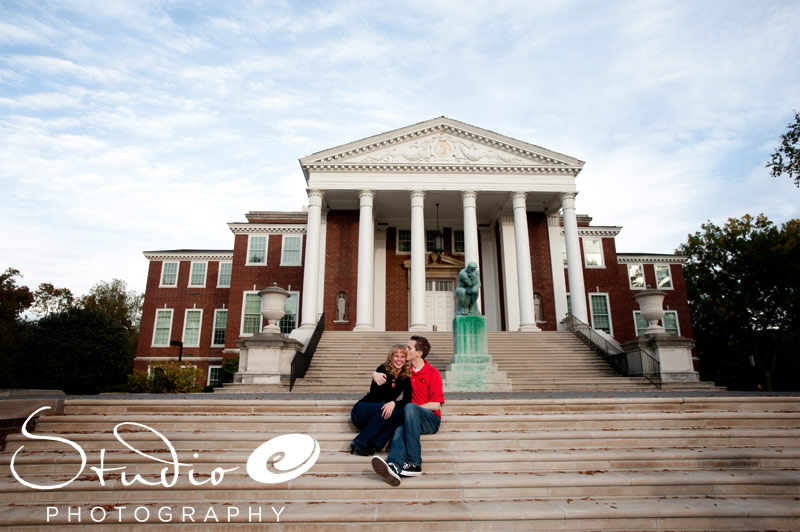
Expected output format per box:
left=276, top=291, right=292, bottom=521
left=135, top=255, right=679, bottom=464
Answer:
left=351, top=133, right=539, bottom=166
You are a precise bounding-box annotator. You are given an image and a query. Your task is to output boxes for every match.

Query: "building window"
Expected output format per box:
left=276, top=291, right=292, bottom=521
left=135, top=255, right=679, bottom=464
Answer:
left=589, top=293, right=612, bottom=334
left=212, top=309, right=227, bottom=346
left=152, top=309, right=173, bottom=346
left=397, top=229, right=411, bottom=253
left=425, top=230, right=438, bottom=253
left=561, top=238, right=568, bottom=266
left=635, top=310, right=679, bottom=335
left=281, top=235, right=302, bottom=266
left=208, top=366, right=222, bottom=387
left=217, top=262, right=232, bottom=288
left=241, top=292, right=262, bottom=335
left=628, top=264, right=645, bottom=289
left=656, top=265, right=673, bottom=289
left=279, top=291, right=299, bottom=334
left=189, top=262, right=207, bottom=287
left=160, top=262, right=178, bottom=287
left=583, top=238, right=604, bottom=267
left=182, top=309, right=202, bottom=346
left=566, top=293, right=572, bottom=315
left=453, top=230, right=465, bottom=254
left=247, top=235, right=268, bottom=265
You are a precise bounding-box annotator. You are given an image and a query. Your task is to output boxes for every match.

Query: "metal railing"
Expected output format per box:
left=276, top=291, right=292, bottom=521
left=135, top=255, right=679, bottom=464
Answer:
left=289, top=313, right=325, bottom=391
left=562, top=314, right=661, bottom=389
left=625, top=348, right=662, bottom=389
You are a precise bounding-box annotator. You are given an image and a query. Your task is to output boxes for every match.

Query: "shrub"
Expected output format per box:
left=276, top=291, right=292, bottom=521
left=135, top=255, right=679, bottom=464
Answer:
left=126, top=363, right=202, bottom=393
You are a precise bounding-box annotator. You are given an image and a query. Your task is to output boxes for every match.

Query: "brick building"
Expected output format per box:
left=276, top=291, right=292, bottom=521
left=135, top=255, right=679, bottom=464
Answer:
left=134, top=117, right=692, bottom=385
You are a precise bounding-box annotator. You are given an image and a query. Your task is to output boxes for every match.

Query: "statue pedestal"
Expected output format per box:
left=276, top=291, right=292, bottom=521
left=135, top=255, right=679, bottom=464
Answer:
left=621, top=334, right=699, bottom=383
left=445, top=315, right=512, bottom=392
left=232, top=332, right=304, bottom=385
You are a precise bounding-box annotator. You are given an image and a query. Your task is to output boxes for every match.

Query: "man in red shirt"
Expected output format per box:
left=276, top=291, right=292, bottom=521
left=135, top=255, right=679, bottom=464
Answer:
left=372, top=335, right=444, bottom=486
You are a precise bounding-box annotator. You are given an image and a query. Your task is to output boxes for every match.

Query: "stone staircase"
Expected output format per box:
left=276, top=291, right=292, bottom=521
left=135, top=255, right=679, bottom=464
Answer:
left=285, top=331, right=716, bottom=392
left=2, top=395, right=799, bottom=529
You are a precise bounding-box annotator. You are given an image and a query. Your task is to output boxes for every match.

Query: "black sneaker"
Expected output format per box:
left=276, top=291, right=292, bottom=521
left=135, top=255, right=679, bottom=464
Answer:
left=371, top=456, right=401, bottom=486
left=400, top=462, right=421, bottom=476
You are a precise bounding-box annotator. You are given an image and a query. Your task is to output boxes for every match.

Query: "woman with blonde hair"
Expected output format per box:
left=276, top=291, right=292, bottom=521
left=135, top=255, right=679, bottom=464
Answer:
left=349, top=344, right=412, bottom=455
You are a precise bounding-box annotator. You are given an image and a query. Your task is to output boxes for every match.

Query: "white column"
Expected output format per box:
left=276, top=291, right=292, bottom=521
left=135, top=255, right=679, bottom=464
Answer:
left=498, top=215, right=520, bottom=331
left=512, top=192, right=540, bottom=331
left=409, top=190, right=427, bottom=331
left=480, top=224, right=501, bottom=331
left=561, top=192, right=588, bottom=322
left=300, top=190, right=323, bottom=329
left=354, top=190, right=375, bottom=330
left=373, top=225, right=387, bottom=331
left=546, top=214, right=569, bottom=329
left=461, top=190, right=481, bottom=313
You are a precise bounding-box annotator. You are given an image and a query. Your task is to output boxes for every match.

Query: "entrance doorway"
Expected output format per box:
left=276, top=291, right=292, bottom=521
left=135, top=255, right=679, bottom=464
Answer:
left=425, top=279, right=455, bottom=331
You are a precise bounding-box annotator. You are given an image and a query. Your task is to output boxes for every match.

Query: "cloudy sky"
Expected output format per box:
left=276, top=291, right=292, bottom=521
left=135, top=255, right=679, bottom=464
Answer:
left=2, top=0, right=799, bottom=296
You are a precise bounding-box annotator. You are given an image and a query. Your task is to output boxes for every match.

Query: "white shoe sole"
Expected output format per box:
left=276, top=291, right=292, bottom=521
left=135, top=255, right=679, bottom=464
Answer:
left=371, top=456, right=401, bottom=486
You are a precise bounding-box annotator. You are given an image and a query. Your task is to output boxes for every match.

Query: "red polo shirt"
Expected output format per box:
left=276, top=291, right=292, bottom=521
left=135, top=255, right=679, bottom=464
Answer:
left=410, top=361, right=445, bottom=418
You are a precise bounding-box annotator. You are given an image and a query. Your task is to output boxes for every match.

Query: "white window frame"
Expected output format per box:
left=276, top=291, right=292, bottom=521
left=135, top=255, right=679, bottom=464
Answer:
left=240, top=291, right=262, bottom=336
left=211, top=308, right=228, bottom=347
left=561, top=237, right=568, bottom=267
left=634, top=310, right=680, bottom=336
left=280, top=235, right=303, bottom=266
left=396, top=228, right=411, bottom=254
left=627, top=263, right=645, bottom=290
left=589, top=293, right=613, bottom=335
left=451, top=229, right=465, bottom=255
left=655, top=264, right=674, bottom=290
left=182, top=309, right=203, bottom=347
left=582, top=237, right=605, bottom=268
left=159, top=261, right=179, bottom=287
left=152, top=308, right=174, bottom=347
left=217, top=261, right=232, bottom=288
left=207, top=365, right=222, bottom=386
left=188, top=261, right=207, bottom=287
left=566, top=293, right=572, bottom=315
left=246, top=235, right=268, bottom=266
left=279, top=291, right=300, bottom=334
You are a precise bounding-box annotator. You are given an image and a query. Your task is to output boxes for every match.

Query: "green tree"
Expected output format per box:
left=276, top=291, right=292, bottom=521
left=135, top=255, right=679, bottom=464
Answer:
left=80, top=279, right=143, bottom=355
left=0, top=268, right=35, bottom=388
left=32, top=282, right=75, bottom=317
left=677, top=214, right=800, bottom=390
left=19, top=307, right=132, bottom=394
left=767, top=111, right=800, bottom=187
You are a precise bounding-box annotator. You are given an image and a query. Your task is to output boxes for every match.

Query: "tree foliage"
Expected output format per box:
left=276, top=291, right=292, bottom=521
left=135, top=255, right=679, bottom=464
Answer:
left=17, top=307, right=132, bottom=394
left=0, top=268, right=35, bottom=388
left=677, top=214, right=800, bottom=390
left=32, top=283, right=75, bottom=318
left=767, top=111, right=800, bottom=187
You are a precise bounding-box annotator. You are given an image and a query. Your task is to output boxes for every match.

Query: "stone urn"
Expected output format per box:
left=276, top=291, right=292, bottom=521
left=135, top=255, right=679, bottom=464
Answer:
left=258, top=283, right=290, bottom=333
left=633, top=288, right=667, bottom=335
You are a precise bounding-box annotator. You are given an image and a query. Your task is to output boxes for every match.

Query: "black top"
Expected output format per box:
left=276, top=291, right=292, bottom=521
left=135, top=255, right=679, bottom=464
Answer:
left=359, top=365, right=411, bottom=408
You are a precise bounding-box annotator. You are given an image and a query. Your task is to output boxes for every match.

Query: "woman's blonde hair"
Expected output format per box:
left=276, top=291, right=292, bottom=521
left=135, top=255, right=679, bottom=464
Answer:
left=383, top=344, right=411, bottom=380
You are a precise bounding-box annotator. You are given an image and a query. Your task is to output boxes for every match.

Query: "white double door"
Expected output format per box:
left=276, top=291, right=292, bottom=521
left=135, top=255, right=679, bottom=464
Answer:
left=425, top=279, right=455, bottom=332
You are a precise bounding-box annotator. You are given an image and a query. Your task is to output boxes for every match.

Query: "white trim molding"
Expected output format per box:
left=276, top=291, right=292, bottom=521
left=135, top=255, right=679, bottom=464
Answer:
left=617, top=254, right=689, bottom=264
left=145, top=251, right=233, bottom=261
left=228, top=223, right=307, bottom=235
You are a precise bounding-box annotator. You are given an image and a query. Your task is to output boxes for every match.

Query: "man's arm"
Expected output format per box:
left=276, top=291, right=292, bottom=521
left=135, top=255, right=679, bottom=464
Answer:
left=418, top=402, right=440, bottom=412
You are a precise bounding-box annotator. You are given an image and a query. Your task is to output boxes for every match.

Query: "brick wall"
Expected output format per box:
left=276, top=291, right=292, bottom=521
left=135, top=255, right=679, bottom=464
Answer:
left=323, top=211, right=359, bottom=330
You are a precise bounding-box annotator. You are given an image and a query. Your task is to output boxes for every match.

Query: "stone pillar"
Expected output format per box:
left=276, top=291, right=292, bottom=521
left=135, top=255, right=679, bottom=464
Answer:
left=409, top=190, right=427, bottom=331
left=546, top=214, right=569, bottom=328
left=461, top=190, right=481, bottom=313
left=561, top=192, right=588, bottom=322
left=511, top=192, right=540, bottom=331
left=354, top=190, right=375, bottom=331
left=299, top=190, right=323, bottom=329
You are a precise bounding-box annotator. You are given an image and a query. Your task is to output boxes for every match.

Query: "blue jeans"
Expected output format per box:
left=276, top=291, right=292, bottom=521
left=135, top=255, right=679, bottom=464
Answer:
left=386, top=403, right=441, bottom=468
left=350, top=401, right=405, bottom=452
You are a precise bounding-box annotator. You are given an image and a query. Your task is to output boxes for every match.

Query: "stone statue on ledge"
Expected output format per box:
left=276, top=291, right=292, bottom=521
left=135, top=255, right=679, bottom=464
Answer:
left=456, top=261, right=481, bottom=316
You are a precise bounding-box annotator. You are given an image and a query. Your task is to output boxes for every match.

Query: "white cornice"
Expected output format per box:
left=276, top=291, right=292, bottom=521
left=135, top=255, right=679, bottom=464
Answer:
left=305, top=163, right=579, bottom=174
left=617, top=254, right=688, bottom=264
left=143, top=251, right=233, bottom=261
left=228, top=223, right=307, bottom=235
left=558, top=226, right=622, bottom=237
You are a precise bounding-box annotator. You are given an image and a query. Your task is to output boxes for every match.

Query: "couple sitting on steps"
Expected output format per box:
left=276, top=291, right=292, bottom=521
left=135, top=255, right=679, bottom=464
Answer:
left=349, top=335, right=445, bottom=486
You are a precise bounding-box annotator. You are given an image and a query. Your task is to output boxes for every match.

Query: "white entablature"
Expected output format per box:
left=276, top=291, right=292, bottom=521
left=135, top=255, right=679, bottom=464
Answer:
left=299, top=117, right=585, bottom=193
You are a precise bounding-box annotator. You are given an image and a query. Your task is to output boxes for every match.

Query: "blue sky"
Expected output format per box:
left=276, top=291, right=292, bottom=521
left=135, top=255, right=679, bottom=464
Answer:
left=2, top=0, right=799, bottom=296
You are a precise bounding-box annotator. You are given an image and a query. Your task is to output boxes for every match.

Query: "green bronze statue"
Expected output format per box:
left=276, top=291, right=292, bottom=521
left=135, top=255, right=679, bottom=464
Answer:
left=456, top=261, right=481, bottom=316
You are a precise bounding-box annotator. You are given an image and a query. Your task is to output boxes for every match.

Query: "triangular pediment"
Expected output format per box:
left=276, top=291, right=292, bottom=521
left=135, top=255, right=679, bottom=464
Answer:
left=300, top=117, right=584, bottom=174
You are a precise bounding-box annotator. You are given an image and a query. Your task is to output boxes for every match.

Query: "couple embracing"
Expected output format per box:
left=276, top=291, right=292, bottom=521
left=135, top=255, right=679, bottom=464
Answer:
left=349, top=335, right=445, bottom=486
